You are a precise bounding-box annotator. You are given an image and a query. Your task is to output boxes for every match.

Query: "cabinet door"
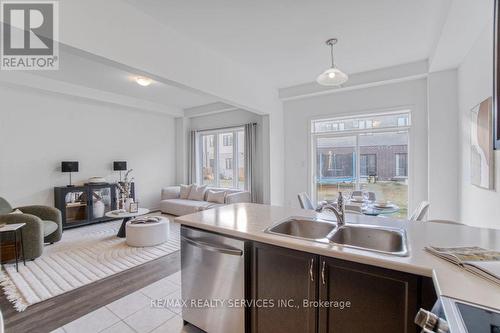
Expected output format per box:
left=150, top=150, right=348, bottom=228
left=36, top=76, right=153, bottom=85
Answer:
left=57, top=187, right=89, bottom=228
left=251, top=242, right=318, bottom=333
left=89, top=185, right=114, bottom=220
left=318, top=257, right=418, bottom=333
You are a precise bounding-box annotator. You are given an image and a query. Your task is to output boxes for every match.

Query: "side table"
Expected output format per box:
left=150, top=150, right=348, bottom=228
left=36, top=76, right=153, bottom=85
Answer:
left=0, top=223, right=26, bottom=272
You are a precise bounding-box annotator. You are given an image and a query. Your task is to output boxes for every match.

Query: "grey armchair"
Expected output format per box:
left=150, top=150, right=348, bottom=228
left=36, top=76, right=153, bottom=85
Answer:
left=0, top=197, right=62, bottom=260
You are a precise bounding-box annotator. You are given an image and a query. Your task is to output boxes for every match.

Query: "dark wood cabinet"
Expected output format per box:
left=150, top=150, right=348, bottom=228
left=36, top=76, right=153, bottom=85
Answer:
left=318, top=257, right=419, bottom=333
left=250, top=242, right=435, bottom=333
left=54, top=183, right=135, bottom=229
left=251, top=242, right=318, bottom=333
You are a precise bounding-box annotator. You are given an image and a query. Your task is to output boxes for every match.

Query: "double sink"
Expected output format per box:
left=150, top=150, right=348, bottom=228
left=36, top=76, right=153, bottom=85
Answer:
left=265, top=217, right=409, bottom=257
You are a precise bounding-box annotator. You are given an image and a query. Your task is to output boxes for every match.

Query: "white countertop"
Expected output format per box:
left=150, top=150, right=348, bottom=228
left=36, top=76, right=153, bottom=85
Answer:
left=175, top=203, right=500, bottom=311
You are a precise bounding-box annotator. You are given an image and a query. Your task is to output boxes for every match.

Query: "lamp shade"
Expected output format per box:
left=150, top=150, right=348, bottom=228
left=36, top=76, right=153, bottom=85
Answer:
left=113, top=161, right=127, bottom=171
left=61, top=161, right=79, bottom=173
left=316, top=67, right=348, bottom=86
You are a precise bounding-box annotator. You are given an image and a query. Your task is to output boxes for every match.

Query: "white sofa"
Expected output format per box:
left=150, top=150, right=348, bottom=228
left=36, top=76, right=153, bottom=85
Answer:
left=160, top=186, right=251, bottom=216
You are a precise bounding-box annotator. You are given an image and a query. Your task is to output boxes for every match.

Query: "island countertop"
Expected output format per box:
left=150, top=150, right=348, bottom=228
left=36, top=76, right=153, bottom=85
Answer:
left=174, top=203, right=500, bottom=311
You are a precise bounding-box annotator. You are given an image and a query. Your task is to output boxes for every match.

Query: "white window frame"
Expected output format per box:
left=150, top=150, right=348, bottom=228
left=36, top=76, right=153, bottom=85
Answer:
left=196, top=127, right=244, bottom=189
left=310, top=110, right=412, bottom=205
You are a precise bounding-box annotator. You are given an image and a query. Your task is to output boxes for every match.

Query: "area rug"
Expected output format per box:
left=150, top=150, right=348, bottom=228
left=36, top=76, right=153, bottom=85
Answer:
left=0, top=215, right=180, bottom=311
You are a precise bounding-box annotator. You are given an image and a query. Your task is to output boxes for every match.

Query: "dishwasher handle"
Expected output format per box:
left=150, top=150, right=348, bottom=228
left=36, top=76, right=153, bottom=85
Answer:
left=182, top=236, right=243, bottom=256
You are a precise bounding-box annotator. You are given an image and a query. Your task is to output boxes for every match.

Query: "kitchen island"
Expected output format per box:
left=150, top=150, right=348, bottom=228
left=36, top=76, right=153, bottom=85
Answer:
left=176, top=203, right=500, bottom=332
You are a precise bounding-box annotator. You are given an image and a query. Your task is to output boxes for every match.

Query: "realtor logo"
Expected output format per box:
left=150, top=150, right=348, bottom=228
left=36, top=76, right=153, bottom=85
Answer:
left=1, top=0, right=59, bottom=70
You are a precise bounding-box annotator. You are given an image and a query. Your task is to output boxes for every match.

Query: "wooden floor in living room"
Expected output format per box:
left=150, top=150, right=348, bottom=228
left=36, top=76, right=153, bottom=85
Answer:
left=0, top=251, right=181, bottom=333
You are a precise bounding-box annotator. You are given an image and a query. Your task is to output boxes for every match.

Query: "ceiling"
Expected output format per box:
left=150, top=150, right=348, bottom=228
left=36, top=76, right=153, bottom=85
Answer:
left=27, top=46, right=218, bottom=110
left=126, top=0, right=452, bottom=88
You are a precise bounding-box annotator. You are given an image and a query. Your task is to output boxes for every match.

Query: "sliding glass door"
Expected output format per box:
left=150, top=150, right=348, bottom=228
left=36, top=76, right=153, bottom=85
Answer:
left=312, top=111, right=410, bottom=217
left=358, top=131, right=409, bottom=217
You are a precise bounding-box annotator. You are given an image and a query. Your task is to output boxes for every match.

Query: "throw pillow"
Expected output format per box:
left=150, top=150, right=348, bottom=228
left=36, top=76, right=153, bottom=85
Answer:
left=9, top=209, right=23, bottom=214
left=179, top=184, right=193, bottom=199
left=206, top=190, right=226, bottom=204
left=188, top=184, right=207, bottom=201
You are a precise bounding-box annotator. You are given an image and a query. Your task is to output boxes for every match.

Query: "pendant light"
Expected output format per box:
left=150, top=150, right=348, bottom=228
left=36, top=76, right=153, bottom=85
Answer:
left=316, top=38, right=348, bottom=86
left=135, top=76, right=153, bottom=87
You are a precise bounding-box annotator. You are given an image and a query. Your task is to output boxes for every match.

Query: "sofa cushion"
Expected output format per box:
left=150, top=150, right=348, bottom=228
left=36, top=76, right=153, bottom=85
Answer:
left=206, top=190, right=226, bottom=204
left=179, top=184, right=193, bottom=199
left=206, top=187, right=241, bottom=195
left=188, top=185, right=207, bottom=201
left=226, top=191, right=252, bottom=204
left=160, top=199, right=213, bottom=216
left=0, top=197, right=12, bottom=214
left=42, top=220, right=58, bottom=237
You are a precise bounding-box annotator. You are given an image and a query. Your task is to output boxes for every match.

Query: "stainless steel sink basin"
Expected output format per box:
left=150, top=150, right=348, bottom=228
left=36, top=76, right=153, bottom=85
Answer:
left=265, top=217, right=409, bottom=257
left=266, top=217, right=336, bottom=241
left=328, top=225, right=409, bottom=257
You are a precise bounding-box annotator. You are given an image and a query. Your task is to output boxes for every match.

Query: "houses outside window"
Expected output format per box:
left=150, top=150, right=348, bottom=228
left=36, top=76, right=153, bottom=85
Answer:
left=197, top=127, right=245, bottom=189
left=395, top=153, right=408, bottom=177
left=360, top=154, right=377, bottom=177
left=222, top=134, right=233, bottom=146
left=398, top=117, right=409, bottom=127
left=225, top=158, right=233, bottom=170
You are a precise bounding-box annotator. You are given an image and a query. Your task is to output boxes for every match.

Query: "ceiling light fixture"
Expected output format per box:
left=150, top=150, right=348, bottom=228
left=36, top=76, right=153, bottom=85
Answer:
left=316, top=38, right=348, bottom=86
left=135, top=76, right=153, bottom=87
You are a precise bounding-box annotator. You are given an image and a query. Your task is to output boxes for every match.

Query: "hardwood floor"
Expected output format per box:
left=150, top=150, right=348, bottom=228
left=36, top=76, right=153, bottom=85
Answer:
left=0, top=251, right=181, bottom=333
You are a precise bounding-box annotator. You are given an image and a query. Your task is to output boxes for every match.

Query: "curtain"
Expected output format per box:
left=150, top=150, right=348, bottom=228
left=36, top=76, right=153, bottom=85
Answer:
left=188, top=130, right=197, bottom=184
left=244, top=123, right=257, bottom=202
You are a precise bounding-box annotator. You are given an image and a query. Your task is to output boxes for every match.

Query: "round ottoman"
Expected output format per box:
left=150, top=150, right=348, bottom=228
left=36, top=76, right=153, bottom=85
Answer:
left=125, top=218, right=169, bottom=247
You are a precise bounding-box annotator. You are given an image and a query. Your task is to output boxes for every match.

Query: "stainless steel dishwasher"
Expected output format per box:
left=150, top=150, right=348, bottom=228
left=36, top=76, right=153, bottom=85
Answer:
left=181, top=226, right=246, bottom=333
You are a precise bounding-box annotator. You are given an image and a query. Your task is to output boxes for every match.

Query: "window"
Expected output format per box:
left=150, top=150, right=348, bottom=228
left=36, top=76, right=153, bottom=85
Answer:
left=397, top=117, right=409, bottom=127
left=312, top=111, right=410, bottom=218
left=200, top=134, right=216, bottom=186
left=222, top=134, right=233, bottom=146
left=197, top=128, right=245, bottom=189
left=312, top=111, right=410, bottom=133
left=395, top=153, right=408, bottom=177
left=360, top=154, right=377, bottom=176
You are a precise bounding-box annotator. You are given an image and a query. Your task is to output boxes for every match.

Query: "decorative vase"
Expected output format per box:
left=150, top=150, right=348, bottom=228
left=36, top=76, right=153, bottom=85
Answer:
left=124, top=198, right=134, bottom=212
left=93, top=200, right=105, bottom=218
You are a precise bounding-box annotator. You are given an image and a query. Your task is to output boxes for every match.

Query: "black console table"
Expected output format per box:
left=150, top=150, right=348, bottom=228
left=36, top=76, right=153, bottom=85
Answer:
left=54, top=183, right=135, bottom=229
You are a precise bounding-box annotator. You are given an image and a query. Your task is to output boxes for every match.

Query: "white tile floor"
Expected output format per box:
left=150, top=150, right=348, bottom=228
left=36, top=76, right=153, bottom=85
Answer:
left=51, top=271, right=203, bottom=333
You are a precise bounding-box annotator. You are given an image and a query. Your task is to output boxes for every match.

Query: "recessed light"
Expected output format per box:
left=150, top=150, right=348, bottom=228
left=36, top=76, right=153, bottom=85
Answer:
left=135, top=76, right=153, bottom=87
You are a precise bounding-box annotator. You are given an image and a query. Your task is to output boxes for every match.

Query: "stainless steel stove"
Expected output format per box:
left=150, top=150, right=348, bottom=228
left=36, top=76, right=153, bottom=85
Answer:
left=416, top=296, right=500, bottom=333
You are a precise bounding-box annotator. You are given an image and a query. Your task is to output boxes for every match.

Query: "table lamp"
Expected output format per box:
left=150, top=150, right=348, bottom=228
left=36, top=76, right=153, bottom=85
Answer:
left=113, top=161, right=127, bottom=181
left=61, top=161, right=79, bottom=187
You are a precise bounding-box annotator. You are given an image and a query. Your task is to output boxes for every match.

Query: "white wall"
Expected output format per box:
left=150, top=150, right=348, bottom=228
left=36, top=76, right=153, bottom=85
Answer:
left=179, top=109, right=269, bottom=203
left=175, top=116, right=190, bottom=184
left=427, top=69, right=459, bottom=221
left=0, top=85, right=176, bottom=210
left=283, top=79, right=429, bottom=214
left=268, top=109, right=284, bottom=205
left=457, top=18, right=499, bottom=228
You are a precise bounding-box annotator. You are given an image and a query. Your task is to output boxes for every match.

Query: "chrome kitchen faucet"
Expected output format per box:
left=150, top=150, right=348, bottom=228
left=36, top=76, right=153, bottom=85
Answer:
left=321, top=192, right=345, bottom=226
